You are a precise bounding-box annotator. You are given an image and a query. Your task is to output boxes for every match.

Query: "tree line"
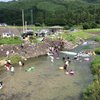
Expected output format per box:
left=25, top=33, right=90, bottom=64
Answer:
left=0, top=0, right=100, bottom=28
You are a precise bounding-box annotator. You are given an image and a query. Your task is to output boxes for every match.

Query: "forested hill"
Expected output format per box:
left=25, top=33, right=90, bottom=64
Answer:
left=0, top=0, right=100, bottom=27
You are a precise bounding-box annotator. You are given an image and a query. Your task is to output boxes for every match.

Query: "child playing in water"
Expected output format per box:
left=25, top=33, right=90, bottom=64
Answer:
left=63, top=60, right=69, bottom=71
left=4, top=60, right=11, bottom=71
left=10, top=66, right=15, bottom=73
left=0, top=81, right=4, bottom=89
left=69, top=70, right=75, bottom=75
left=19, top=61, right=24, bottom=66
left=50, top=56, right=54, bottom=62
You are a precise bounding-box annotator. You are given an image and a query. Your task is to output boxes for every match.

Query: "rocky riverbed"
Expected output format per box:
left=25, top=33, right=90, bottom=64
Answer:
left=0, top=38, right=75, bottom=66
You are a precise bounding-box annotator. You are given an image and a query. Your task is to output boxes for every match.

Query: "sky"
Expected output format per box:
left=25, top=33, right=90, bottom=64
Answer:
left=0, top=0, right=12, bottom=2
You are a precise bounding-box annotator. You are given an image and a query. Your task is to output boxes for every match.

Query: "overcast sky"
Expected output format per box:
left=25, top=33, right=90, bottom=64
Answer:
left=0, top=0, right=12, bottom=2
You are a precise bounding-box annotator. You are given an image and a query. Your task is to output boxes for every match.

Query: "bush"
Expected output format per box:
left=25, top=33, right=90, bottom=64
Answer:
left=91, top=56, right=100, bottom=76
left=63, top=34, right=76, bottom=42
left=95, top=47, right=100, bottom=54
left=94, top=36, right=100, bottom=42
left=64, top=25, right=70, bottom=30
left=83, top=56, right=100, bottom=100
left=83, top=80, right=100, bottom=100
left=83, top=23, right=90, bottom=29
left=35, top=23, right=41, bottom=26
left=29, top=36, right=39, bottom=43
left=90, top=22, right=98, bottom=28
left=9, top=54, right=22, bottom=64
left=83, top=22, right=98, bottom=30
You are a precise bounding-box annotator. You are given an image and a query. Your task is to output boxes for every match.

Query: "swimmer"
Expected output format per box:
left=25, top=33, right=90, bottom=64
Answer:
left=0, top=81, right=4, bottom=89
left=50, top=56, right=54, bottom=62
left=19, top=61, right=24, bottom=66
left=10, top=66, right=14, bottom=73
left=69, top=70, right=75, bottom=75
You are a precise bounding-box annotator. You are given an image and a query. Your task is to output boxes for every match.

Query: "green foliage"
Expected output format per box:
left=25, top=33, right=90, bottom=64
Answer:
left=9, top=54, right=22, bottom=64
left=0, top=37, right=22, bottom=45
left=85, top=28, right=100, bottom=33
left=90, top=22, right=98, bottom=28
left=62, top=34, right=76, bottom=42
left=62, top=30, right=92, bottom=43
left=83, top=22, right=98, bottom=29
left=83, top=56, right=100, bottom=100
left=29, top=36, right=38, bottom=43
left=83, top=80, right=100, bottom=100
left=72, top=31, right=92, bottom=40
left=91, top=56, right=100, bottom=75
left=94, top=36, right=100, bottom=42
left=64, top=25, right=70, bottom=30
left=83, top=23, right=91, bottom=29
left=95, top=47, right=100, bottom=54
left=0, top=0, right=100, bottom=26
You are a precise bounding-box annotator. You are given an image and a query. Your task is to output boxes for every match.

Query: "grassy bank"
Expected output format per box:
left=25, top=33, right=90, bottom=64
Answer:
left=83, top=56, right=100, bottom=100
left=62, top=30, right=93, bottom=43
left=95, top=47, right=100, bottom=54
left=0, top=37, right=22, bottom=45
left=94, top=35, right=100, bottom=42
left=9, top=54, right=22, bottom=64
left=85, top=28, right=100, bottom=33
left=0, top=54, right=22, bottom=74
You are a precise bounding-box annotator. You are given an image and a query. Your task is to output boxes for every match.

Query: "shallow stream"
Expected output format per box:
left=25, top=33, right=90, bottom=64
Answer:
left=0, top=40, right=99, bottom=100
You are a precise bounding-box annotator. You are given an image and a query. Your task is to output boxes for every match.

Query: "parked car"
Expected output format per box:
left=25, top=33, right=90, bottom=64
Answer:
left=2, top=32, right=11, bottom=38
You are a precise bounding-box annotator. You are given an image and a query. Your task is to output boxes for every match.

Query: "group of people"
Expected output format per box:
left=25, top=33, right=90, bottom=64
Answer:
left=62, top=56, right=74, bottom=75
left=0, top=60, right=25, bottom=90
left=4, top=60, right=24, bottom=72
left=4, top=60, right=14, bottom=73
left=48, top=46, right=60, bottom=63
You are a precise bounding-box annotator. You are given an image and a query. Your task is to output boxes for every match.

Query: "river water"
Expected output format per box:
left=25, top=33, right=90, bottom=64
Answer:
left=0, top=40, right=99, bottom=100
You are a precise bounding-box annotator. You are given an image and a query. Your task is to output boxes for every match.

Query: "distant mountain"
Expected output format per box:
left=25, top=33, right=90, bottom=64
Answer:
left=83, top=0, right=100, bottom=3
left=0, top=0, right=100, bottom=26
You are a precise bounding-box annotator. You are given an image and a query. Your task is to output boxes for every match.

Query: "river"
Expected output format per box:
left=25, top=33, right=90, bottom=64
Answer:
left=0, top=40, right=99, bottom=100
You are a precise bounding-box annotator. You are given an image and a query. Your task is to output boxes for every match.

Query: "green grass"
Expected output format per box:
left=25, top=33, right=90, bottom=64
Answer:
left=94, top=35, right=100, bottom=42
left=62, top=33, right=76, bottom=42
left=83, top=56, right=100, bottom=100
left=91, top=56, right=100, bottom=75
left=95, top=47, right=100, bottom=54
left=9, top=54, right=22, bottom=64
left=62, top=30, right=93, bottom=43
left=85, top=28, right=100, bottom=33
left=83, top=80, right=100, bottom=100
left=0, top=37, right=23, bottom=45
left=72, top=31, right=92, bottom=39
left=0, top=25, right=49, bottom=31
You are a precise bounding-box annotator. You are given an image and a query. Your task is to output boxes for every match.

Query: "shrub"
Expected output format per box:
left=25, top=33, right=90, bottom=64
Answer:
left=62, top=34, right=76, bottom=42
left=90, top=22, right=97, bottom=28
left=35, top=23, right=41, bottom=26
left=91, top=56, right=100, bottom=76
left=83, top=23, right=90, bottom=29
left=95, top=47, right=100, bottom=54
left=9, top=54, right=22, bottom=64
left=64, top=25, right=70, bottom=30
left=94, top=36, right=100, bottom=42
left=83, top=80, right=100, bottom=100
left=83, top=56, right=100, bottom=100
left=83, top=22, right=98, bottom=30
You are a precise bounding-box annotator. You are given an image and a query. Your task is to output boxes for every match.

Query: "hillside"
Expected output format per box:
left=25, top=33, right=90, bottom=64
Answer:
left=0, top=0, right=100, bottom=26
